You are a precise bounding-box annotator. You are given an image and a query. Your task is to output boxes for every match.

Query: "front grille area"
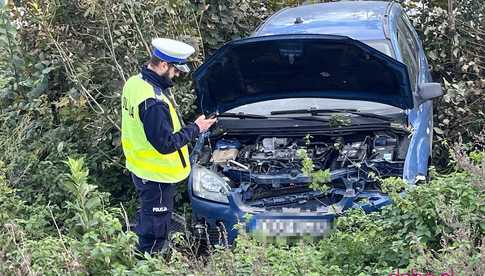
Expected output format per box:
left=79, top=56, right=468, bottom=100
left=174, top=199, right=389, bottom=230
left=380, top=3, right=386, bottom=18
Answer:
left=193, top=221, right=230, bottom=247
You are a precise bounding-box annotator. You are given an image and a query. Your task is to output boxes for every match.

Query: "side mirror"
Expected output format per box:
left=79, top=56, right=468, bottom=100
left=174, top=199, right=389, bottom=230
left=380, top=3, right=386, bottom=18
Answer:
left=418, top=83, right=443, bottom=103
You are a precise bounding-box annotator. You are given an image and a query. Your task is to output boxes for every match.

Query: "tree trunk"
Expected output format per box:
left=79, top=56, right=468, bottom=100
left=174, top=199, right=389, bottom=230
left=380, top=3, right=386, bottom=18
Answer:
left=448, top=0, right=455, bottom=62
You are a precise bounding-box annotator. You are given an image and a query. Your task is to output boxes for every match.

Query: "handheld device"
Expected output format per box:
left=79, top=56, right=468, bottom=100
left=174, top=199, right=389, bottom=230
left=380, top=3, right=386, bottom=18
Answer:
left=207, top=111, right=219, bottom=119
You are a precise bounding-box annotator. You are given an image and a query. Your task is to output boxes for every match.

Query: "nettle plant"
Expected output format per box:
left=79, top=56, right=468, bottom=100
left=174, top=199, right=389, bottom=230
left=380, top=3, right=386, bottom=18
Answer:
left=297, top=135, right=331, bottom=193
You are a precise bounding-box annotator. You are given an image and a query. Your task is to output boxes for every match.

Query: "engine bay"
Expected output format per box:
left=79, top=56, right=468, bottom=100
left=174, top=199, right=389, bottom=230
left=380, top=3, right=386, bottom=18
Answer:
left=194, top=129, right=409, bottom=209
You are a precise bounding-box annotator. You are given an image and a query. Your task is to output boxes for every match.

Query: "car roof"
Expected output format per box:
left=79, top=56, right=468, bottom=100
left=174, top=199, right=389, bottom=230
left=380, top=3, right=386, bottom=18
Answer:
left=253, top=1, right=393, bottom=41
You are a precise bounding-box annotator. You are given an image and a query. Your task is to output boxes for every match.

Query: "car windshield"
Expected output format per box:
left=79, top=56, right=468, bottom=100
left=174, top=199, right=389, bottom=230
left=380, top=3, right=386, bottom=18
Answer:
left=363, top=40, right=394, bottom=57
left=226, top=98, right=403, bottom=116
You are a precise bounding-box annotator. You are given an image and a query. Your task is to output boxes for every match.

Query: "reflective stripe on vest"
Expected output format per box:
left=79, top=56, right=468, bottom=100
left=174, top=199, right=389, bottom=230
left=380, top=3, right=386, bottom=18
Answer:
left=121, top=75, right=191, bottom=183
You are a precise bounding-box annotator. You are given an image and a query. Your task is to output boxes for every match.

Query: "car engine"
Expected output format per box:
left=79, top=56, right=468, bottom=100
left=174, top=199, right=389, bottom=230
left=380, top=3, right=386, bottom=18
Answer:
left=224, top=137, right=334, bottom=174
left=196, top=131, right=408, bottom=205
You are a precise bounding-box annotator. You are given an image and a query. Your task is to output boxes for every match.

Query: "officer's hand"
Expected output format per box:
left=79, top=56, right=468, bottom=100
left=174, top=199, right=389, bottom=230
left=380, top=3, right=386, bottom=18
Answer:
left=194, top=115, right=217, bottom=133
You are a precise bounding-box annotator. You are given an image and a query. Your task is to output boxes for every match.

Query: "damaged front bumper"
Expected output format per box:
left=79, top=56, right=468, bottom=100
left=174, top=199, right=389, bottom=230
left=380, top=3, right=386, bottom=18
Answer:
left=190, top=171, right=394, bottom=244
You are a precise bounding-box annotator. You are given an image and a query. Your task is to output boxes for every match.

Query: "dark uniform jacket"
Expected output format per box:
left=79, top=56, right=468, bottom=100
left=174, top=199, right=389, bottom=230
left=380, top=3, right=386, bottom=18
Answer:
left=139, top=65, right=199, bottom=155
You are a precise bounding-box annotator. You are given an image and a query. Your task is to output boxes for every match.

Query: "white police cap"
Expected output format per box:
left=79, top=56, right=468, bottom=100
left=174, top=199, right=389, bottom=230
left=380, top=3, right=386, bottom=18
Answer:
left=151, top=38, right=195, bottom=73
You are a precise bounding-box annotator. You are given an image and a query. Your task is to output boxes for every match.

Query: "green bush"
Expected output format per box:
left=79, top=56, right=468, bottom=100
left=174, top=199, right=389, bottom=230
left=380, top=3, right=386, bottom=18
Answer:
left=1, top=148, right=483, bottom=275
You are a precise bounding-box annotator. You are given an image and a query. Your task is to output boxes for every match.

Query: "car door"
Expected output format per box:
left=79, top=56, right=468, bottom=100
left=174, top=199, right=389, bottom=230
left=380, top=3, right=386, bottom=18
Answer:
left=395, top=10, right=434, bottom=183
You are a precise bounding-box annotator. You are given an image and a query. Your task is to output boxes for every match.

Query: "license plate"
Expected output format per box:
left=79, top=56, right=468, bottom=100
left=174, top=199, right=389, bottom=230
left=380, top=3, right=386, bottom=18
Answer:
left=254, top=218, right=332, bottom=237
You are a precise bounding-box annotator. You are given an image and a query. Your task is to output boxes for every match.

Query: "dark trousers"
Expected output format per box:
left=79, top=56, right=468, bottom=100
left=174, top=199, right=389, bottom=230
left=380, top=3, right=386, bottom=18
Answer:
left=132, top=174, right=176, bottom=254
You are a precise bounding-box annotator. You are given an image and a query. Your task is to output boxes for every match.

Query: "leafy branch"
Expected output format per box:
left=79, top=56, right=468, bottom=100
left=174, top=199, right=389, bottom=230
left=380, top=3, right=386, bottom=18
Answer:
left=297, top=135, right=331, bottom=193
left=62, top=157, right=104, bottom=234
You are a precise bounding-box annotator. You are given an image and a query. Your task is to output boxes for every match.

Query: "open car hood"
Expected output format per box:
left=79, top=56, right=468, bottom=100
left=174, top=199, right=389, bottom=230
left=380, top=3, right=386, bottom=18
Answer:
left=193, top=34, right=413, bottom=114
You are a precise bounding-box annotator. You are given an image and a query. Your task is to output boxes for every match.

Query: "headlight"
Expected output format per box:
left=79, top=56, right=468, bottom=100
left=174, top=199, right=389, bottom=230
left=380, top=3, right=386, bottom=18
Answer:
left=192, top=166, right=231, bottom=204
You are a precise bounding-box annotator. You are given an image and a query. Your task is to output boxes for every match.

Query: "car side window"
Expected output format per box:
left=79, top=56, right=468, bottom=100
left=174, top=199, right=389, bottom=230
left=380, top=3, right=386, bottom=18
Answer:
left=396, top=17, right=419, bottom=91
left=401, top=14, right=420, bottom=54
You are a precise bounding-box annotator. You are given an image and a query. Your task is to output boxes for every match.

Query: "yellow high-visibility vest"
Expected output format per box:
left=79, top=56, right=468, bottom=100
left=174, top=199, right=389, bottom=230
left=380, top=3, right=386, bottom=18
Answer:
left=121, top=75, right=190, bottom=183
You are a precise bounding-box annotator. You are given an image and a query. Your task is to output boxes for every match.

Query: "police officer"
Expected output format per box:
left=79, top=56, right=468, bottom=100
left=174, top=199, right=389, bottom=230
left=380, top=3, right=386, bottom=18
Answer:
left=121, top=38, right=216, bottom=254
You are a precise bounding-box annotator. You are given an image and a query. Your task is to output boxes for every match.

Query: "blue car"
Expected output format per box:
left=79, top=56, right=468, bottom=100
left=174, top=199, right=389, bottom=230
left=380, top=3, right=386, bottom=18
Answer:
left=188, top=1, right=442, bottom=243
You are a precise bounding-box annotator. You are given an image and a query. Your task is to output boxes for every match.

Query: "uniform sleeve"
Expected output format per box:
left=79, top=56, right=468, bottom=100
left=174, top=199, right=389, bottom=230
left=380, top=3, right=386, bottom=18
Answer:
left=139, top=98, right=200, bottom=154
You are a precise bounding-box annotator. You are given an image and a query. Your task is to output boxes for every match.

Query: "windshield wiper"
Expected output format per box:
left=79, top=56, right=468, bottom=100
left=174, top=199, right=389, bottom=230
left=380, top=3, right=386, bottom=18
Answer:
left=271, top=109, right=357, bottom=115
left=283, top=116, right=329, bottom=122
left=219, top=112, right=268, bottom=119
left=220, top=112, right=328, bottom=123
left=270, top=108, right=392, bottom=121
